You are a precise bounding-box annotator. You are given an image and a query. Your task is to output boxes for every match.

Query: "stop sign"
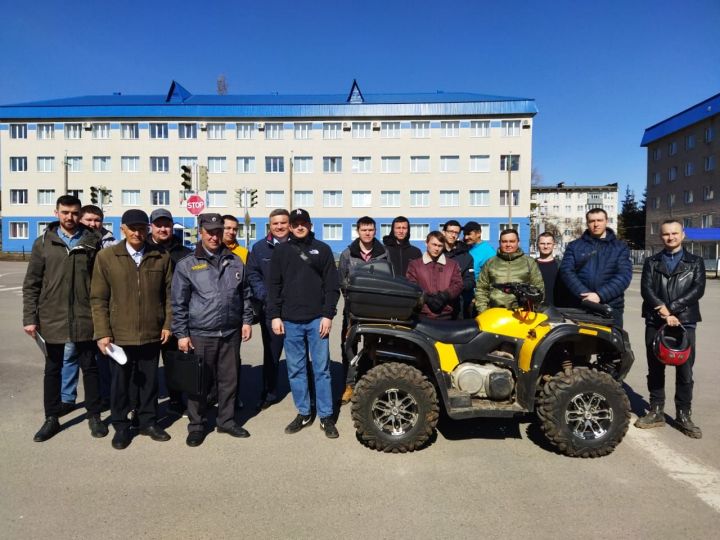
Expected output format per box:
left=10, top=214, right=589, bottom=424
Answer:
left=186, top=195, right=205, bottom=216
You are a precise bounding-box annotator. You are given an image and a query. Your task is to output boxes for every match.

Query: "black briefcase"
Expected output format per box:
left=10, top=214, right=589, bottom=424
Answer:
left=164, top=350, right=204, bottom=395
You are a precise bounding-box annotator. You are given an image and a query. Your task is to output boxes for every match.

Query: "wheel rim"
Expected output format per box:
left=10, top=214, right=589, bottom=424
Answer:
left=371, top=388, right=419, bottom=437
left=564, top=392, right=614, bottom=440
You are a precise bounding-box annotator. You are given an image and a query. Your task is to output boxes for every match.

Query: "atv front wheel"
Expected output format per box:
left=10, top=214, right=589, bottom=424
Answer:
left=351, top=362, right=439, bottom=453
left=537, top=367, right=630, bottom=458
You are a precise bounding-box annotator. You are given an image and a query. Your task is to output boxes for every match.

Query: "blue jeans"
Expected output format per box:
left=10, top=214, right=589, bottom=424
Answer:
left=284, top=318, right=333, bottom=419
left=61, top=343, right=80, bottom=404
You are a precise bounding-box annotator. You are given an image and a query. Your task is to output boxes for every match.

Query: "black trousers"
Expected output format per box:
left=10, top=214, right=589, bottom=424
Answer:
left=340, top=310, right=358, bottom=386
left=161, top=336, right=183, bottom=406
left=110, top=342, right=160, bottom=432
left=260, top=316, right=284, bottom=398
left=187, top=333, right=240, bottom=432
left=45, top=342, right=101, bottom=418
left=645, top=325, right=696, bottom=410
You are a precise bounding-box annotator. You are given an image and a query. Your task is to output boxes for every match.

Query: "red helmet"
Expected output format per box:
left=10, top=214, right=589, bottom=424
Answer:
left=653, top=324, right=692, bottom=366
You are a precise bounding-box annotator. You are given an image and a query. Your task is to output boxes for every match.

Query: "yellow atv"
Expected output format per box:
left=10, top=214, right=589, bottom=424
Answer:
left=345, top=263, right=634, bottom=458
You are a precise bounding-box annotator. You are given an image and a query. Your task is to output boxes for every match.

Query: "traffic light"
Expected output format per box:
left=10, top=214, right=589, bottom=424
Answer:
left=183, top=227, right=198, bottom=246
left=249, top=188, right=258, bottom=207
left=199, top=166, right=209, bottom=191
left=90, top=186, right=99, bottom=204
left=102, top=188, right=112, bottom=205
left=235, top=188, right=243, bottom=207
left=181, top=165, right=192, bottom=190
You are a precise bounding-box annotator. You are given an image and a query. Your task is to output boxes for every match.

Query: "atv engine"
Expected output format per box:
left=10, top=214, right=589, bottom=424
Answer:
left=451, top=363, right=514, bottom=401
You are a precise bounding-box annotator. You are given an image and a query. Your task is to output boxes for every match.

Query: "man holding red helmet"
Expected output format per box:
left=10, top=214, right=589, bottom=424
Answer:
left=636, top=220, right=706, bottom=438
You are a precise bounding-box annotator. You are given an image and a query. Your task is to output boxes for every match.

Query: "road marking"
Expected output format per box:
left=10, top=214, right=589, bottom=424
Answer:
left=0, top=286, right=22, bottom=293
left=626, top=424, right=720, bottom=513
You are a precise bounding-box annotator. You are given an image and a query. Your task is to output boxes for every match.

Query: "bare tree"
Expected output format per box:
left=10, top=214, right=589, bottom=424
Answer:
left=217, top=75, right=228, bottom=96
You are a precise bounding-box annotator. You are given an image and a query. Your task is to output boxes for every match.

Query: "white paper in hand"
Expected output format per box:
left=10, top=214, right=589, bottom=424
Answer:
left=106, top=343, right=127, bottom=365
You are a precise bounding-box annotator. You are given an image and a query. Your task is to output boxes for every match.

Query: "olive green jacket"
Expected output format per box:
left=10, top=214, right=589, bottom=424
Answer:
left=474, top=248, right=545, bottom=312
left=90, top=240, right=173, bottom=346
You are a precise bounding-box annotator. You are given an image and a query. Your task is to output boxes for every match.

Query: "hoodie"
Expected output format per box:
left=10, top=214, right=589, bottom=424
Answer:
left=382, top=218, right=422, bottom=278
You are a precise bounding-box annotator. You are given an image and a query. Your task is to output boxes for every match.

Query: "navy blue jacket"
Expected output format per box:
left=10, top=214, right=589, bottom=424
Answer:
left=246, top=234, right=281, bottom=306
left=559, top=228, right=632, bottom=309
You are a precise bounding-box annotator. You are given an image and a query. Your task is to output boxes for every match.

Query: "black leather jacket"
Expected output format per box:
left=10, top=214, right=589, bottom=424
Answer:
left=640, top=249, right=705, bottom=324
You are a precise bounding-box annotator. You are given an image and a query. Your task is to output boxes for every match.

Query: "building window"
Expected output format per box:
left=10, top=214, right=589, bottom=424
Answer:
left=205, top=123, right=224, bottom=140
left=440, top=155, right=459, bottom=173
left=293, top=156, right=313, bottom=173
left=10, top=124, right=27, bottom=139
left=38, top=189, right=55, bottom=205
left=37, top=123, right=54, bottom=140
left=265, top=123, right=283, bottom=140
left=323, top=190, right=343, bottom=207
left=668, top=141, right=678, bottom=156
left=121, top=156, right=140, bottom=172
left=701, top=214, right=713, bottom=228
left=668, top=166, right=678, bottom=181
left=683, top=190, right=694, bottom=204
left=10, top=157, right=27, bottom=172
left=148, top=156, right=168, bottom=172
left=206, top=157, right=226, bottom=173
left=500, top=155, right=520, bottom=171
left=37, top=222, right=51, bottom=237
left=653, top=172, right=661, bottom=185
left=441, top=121, right=459, bottom=137
left=667, top=193, right=676, bottom=208
left=380, top=190, right=400, bottom=207
left=705, top=155, right=716, bottom=171
left=265, top=190, right=285, bottom=207
left=440, top=190, right=459, bottom=207
left=410, top=156, right=430, bottom=173
left=236, top=123, right=255, bottom=139
left=410, top=223, right=429, bottom=240
left=351, top=156, right=371, bottom=173
left=352, top=122, right=371, bottom=139
left=410, top=190, right=429, bottom=207
left=178, top=123, right=197, bottom=139
left=411, top=121, right=430, bottom=138
left=469, top=155, right=490, bottom=172
left=471, top=120, right=490, bottom=137
left=705, top=126, right=714, bottom=143
left=500, top=190, right=520, bottom=206
left=10, top=222, right=29, bottom=239
left=502, top=120, right=521, bottom=137
left=686, top=134, right=696, bottom=150
left=37, top=157, right=54, bottom=172
left=237, top=157, right=256, bottom=173
left=683, top=217, right=693, bottom=228
left=179, top=156, right=198, bottom=170
left=122, top=190, right=141, bottom=206
left=704, top=185, right=715, bottom=201
left=65, top=123, right=82, bottom=139
left=498, top=223, right=519, bottom=238
left=470, top=190, right=490, bottom=206
left=149, top=123, right=168, bottom=139
left=92, top=123, right=110, bottom=139
left=685, top=162, right=694, bottom=176
left=649, top=222, right=658, bottom=235
left=652, top=148, right=661, bottom=160
left=323, top=122, right=341, bottom=140
left=323, top=224, right=343, bottom=241
left=64, top=156, right=81, bottom=172
left=294, top=191, right=314, bottom=207
left=121, top=123, right=139, bottom=139
left=67, top=189, right=83, bottom=200
left=352, top=191, right=372, bottom=207
left=93, top=156, right=111, bottom=172
left=565, top=205, right=572, bottom=213
left=151, top=190, right=170, bottom=206
left=11, top=189, right=28, bottom=205
left=207, top=190, right=227, bottom=207
left=265, top=156, right=284, bottom=173
left=651, top=197, right=660, bottom=210
left=323, top=156, right=342, bottom=173
left=381, top=121, right=400, bottom=138
left=238, top=223, right=257, bottom=241
left=381, top=156, right=401, bottom=173
left=294, top=123, right=311, bottom=140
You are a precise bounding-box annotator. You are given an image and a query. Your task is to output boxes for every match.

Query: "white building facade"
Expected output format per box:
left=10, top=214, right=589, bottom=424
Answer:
left=1, top=81, right=537, bottom=253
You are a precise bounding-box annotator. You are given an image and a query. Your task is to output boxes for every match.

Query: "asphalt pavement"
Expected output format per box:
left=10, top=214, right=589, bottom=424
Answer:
left=1, top=260, right=719, bottom=539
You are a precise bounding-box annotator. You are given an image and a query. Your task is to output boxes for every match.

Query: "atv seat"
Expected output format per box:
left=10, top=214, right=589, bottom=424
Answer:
left=413, top=319, right=479, bottom=345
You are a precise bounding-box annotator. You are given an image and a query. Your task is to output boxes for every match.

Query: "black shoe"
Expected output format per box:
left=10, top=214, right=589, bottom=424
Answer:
left=139, top=424, right=171, bottom=442
left=58, top=402, right=76, bottom=417
left=257, top=394, right=279, bottom=411
left=217, top=424, right=250, bottom=438
left=320, top=416, right=339, bottom=439
left=635, top=404, right=666, bottom=429
left=285, top=414, right=313, bottom=434
left=112, top=430, right=131, bottom=450
left=677, top=410, right=702, bottom=439
left=167, top=400, right=185, bottom=417
left=88, top=415, right=109, bottom=438
left=186, top=431, right=206, bottom=447
left=33, top=417, right=61, bottom=442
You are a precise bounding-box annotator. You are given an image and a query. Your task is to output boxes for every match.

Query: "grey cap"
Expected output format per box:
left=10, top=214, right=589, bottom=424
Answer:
left=150, top=208, right=173, bottom=223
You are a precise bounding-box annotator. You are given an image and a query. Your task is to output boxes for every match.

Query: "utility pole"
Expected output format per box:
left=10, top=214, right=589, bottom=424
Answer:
left=63, top=151, right=69, bottom=195
left=507, top=151, right=513, bottom=226
left=289, top=151, right=294, bottom=209
left=242, top=187, right=250, bottom=248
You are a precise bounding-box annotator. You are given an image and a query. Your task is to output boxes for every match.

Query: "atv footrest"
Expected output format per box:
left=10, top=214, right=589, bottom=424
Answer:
left=447, top=400, right=527, bottom=420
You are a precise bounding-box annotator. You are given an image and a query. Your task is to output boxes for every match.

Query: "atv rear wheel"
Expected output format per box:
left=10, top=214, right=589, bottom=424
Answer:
left=537, top=367, right=630, bottom=458
left=351, top=362, right=439, bottom=453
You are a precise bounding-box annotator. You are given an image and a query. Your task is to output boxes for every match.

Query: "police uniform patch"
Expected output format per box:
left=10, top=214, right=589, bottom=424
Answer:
left=191, top=263, right=208, bottom=271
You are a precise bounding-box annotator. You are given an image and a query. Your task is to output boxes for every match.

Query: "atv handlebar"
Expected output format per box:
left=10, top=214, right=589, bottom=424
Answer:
left=580, top=299, right=614, bottom=319
left=492, top=282, right=544, bottom=310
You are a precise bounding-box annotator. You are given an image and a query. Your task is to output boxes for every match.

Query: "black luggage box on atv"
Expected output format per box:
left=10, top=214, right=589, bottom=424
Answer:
left=347, top=270, right=423, bottom=322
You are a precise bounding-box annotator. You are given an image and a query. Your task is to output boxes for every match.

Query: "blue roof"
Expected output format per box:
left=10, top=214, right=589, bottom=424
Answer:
left=641, top=92, right=720, bottom=146
left=685, top=227, right=720, bottom=242
left=0, top=81, right=538, bottom=120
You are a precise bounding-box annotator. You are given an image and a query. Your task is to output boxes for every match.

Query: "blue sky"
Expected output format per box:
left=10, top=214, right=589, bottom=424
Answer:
left=2, top=0, right=718, bottom=200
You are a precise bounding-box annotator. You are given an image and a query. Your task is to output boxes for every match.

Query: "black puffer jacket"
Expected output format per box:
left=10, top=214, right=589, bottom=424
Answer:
left=641, top=249, right=705, bottom=324
left=382, top=234, right=421, bottom=278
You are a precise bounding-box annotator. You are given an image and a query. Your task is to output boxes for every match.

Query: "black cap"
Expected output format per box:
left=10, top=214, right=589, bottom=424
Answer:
left=289, top=208, right=311, bottom=224
left=121, top=209, right=149, bottom=226
left=149, top=208, right=173, bottom=223
left=463, top=221, right=482, bottom=234
left=198, top=213, right=224, bottom=232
